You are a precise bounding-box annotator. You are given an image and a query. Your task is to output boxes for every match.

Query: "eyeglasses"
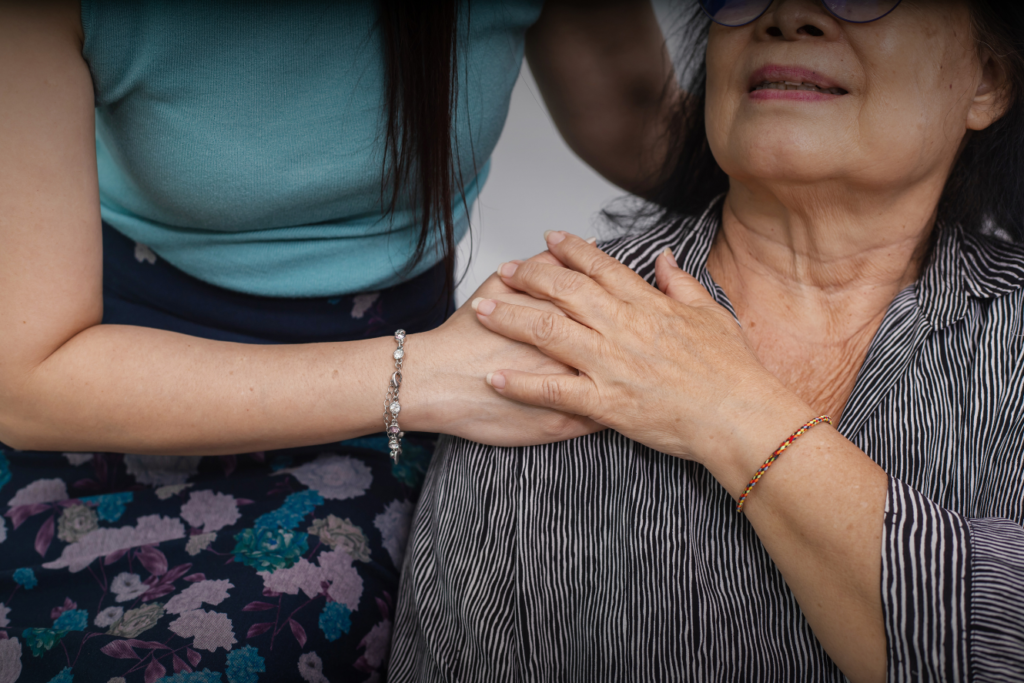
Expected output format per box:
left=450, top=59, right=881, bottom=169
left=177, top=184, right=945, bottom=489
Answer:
left=699, top=0, right=903, bottom=27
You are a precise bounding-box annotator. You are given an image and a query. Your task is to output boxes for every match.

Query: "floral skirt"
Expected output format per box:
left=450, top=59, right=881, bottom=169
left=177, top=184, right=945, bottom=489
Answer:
left=0, top=224, right=450, bottom=683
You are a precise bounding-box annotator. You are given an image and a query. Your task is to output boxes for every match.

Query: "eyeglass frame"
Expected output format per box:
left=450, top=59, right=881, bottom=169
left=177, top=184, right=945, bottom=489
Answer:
left=699, top=0, right=904, bottom=27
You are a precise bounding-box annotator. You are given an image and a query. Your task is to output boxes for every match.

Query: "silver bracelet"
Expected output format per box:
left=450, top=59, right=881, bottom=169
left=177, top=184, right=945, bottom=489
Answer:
left=384, top=329, right=406, bottom=463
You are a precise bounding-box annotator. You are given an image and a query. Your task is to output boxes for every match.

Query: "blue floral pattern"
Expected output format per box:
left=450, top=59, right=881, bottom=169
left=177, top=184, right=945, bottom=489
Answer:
left=0, top=435, right=433, bottom=682
left=0, top=451, right=11, bottom=492
left=53, top=609, right=88, bottom=632
left=318, top=602, right=352, bottom=642
left=13, top=568, right=37, bottom=590
left=81, top=492, right=134, bottom=523
left=225, top=645, right=265, bottom=683
left=46, top=666, right=74, bottom=683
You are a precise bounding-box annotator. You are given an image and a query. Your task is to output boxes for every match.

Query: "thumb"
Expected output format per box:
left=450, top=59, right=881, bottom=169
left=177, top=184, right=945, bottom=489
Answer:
left=655, top=248, right=713, bottom=307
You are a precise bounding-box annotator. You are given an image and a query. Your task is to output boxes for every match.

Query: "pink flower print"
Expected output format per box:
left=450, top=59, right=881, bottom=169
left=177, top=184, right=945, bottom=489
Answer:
left=318, top=547, right=364, bottom=609
left=180, top=490, right=240, bottom=533
left=94, top=606, right=123, bottom=628
left=124, top=454, right=198, bottom=486
left=257, top=559, right=324, bottom=599
left=133, top=243, right=157, bottom=264
left=43, top=514, right=185, bottom=572
left=7, top=478, right=68, bottom=507
left=374, top=499, right=414, bottom=568
left=358, top=619, right=393, bottom=670
left=62, top=452, right=94, bottom=467
left=286, top=455, right=372, bottom=501
left=165, top=579, right=233, bottom=615
left=111, top=573, right=148, bottom=603
left=297, top=651, right=328, bottom=683
left=168, top=609, right=236, bottom=652
left=350, top=292, right=380, bottom=319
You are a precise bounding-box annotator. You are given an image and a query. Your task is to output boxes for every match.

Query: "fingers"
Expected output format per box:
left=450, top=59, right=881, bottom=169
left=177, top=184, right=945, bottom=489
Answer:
left=654, top=248, right=716, bottom=308
left=537, top=231, right=650, bottom=300
left=496, top=259, right=618, bottom=328
left=472, top=297, right=596, bottom=369
left=486, top=369, right=594, bottom=416
left=523, top=250, right=565, bottom=268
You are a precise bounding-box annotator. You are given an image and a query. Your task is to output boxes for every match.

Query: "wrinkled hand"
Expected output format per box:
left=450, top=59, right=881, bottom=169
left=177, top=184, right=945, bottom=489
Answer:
left=408, top=250, right=602, bottom=447
left=472, top=231, right=796, bottom=466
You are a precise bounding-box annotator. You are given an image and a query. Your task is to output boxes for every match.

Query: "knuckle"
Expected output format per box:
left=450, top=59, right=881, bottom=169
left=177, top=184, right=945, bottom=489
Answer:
left=550, top=269, right=584, bottom=298
left=541, top=376, right=565, bottom=407
left=531, top=313, right=561, bottom=344
left=586, top=256, right=616, bottom=279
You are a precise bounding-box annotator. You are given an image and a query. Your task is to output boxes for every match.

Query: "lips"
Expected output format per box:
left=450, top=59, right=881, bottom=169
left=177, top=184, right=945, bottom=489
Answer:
left=748, top=65, right=848, bottom=96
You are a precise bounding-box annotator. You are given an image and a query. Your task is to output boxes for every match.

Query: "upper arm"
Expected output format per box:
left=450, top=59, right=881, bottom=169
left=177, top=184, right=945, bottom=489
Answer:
left=524, top=0, right=675, bottom=193
left=0, top=1, right=102, bottom=400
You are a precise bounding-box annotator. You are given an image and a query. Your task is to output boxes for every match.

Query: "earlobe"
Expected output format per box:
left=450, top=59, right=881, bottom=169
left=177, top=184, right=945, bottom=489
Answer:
left=967, top=55, right=1011, bottom=131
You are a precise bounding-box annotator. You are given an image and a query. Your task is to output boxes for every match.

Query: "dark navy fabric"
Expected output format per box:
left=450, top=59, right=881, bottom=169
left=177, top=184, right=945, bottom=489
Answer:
left=0, top=224, right=445, bottom=683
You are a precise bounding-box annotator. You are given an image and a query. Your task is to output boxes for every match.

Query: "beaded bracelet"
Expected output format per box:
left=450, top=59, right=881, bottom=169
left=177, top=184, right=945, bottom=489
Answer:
left=735, top=415, right=833, bottom=513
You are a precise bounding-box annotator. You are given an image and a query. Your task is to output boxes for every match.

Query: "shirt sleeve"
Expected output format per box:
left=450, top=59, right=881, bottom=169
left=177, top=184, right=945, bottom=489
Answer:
left=883, top=477, right=1024, bottom=682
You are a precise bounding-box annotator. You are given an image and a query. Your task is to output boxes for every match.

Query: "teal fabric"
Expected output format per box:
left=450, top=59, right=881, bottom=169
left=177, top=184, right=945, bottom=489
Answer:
left=81, top=0, right=544, bottom=297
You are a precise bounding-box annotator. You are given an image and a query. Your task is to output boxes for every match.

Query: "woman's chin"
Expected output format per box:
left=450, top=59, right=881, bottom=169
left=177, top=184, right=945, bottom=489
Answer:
left=717, top=145, right=852, bottom=189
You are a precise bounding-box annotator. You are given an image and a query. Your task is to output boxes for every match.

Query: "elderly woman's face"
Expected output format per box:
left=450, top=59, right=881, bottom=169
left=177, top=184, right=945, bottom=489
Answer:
left=705, top=0, right=998, bottom=193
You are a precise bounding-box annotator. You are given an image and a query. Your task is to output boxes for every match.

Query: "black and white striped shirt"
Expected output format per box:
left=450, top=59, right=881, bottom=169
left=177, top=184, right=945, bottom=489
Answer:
left=391, top=201, right=1024, bottom=682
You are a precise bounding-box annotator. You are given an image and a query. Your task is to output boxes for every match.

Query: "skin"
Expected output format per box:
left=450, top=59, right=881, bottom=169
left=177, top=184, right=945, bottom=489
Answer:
left=473, top=1, right=1009, bottom=680
left=525, top=0, right=677, bottom=195
left=0, top=0, right=668, bottom=454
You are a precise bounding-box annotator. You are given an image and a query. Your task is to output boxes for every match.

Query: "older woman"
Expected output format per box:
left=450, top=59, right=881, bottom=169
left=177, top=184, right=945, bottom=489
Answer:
left=391, top=1, right=1024, bottom=681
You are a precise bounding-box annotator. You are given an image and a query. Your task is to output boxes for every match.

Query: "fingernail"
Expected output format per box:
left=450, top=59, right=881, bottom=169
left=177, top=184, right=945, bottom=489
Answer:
left=472, top=298, right=496, bottom=316
left=486, top=372, right=506, bottom=389
left=586, top=237, right=597, bottom=245
left=498, top=261, right=519, bottom=278
left=545, top=231, right=566, bottom=245
left=662, top=247, right=678, bottom=266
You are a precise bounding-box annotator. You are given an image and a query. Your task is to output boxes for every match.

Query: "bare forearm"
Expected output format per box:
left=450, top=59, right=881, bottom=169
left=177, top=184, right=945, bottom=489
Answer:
left=706, top=394, right=888, bottom=683
left=525, top=0, right=677, bottom=196
left=1, top=324, right=402, bottom=455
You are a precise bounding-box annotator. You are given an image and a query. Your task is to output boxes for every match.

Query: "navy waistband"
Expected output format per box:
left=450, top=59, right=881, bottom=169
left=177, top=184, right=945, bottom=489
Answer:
left=101, top=223, right=452, bottom=344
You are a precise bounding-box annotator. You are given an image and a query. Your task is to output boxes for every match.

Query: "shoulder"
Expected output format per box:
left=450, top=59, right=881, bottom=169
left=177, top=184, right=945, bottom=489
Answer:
left=599, top=200, right=723, bottom=285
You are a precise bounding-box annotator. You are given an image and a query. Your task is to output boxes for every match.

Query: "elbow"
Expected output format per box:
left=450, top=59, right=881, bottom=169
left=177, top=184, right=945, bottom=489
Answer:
left=0, top=407, right=38, bottom=452
left=0, top=385, right=52, bottom=452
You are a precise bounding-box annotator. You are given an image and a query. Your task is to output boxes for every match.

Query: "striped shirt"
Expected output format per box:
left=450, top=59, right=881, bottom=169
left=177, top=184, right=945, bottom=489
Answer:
left=391, top=200, right=1024, bottom=682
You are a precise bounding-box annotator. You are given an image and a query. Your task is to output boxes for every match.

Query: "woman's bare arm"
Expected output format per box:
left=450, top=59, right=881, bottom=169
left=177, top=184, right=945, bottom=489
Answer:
left=0, top=1, right=595, bottom=456
left=525, top=0, right=677, bottom=196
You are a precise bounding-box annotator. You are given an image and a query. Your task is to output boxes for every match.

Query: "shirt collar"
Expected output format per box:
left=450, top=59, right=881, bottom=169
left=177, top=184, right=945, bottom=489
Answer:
left=916, top=223, right=1024, bottom=330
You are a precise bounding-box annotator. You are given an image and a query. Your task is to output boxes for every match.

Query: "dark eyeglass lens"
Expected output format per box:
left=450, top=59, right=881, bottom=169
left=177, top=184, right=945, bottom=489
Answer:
left=823, top=0, right=901, bottom=22
left=699, top=0, right=772, bottom=27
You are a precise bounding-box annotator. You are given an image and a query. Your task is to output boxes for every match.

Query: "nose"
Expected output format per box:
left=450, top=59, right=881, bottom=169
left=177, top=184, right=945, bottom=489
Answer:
left=755, top=0, right=842, bottom=40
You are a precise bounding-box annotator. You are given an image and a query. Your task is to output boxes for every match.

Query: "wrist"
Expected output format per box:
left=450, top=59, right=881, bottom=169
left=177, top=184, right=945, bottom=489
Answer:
left=394, top=330, right=443, bottom=434
left=701, top=381, right=815, bottom=500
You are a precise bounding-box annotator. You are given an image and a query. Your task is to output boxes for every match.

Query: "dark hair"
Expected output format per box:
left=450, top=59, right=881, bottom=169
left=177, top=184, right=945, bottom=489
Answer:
left=643, top=2, right=1024, bottom=242
left=378, top=0, right=467, bottom=303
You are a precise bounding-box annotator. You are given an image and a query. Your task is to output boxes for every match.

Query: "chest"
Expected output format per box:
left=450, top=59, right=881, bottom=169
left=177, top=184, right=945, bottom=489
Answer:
left=740, top=315, right=882, bottom=421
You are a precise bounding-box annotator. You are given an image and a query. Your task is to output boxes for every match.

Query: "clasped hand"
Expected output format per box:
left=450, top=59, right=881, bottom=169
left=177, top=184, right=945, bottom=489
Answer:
left=472, top=231, right=790, bottom=468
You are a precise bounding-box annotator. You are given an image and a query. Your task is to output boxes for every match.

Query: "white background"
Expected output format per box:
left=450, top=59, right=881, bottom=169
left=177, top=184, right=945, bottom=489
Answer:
left=454, top=64, right=623, bottom=305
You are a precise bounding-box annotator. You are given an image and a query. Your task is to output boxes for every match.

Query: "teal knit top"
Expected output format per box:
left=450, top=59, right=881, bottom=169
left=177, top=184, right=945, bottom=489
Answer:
left=81, top=0, right=544, bottom=297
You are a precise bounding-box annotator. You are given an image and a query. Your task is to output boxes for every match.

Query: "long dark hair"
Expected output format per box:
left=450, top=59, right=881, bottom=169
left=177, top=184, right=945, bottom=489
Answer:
left=378, top=0, right=465, bottom=302
left=642, top=2, right=1024, bottom=242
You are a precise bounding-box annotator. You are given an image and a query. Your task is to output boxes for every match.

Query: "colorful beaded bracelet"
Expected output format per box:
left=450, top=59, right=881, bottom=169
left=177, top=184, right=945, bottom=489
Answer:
left=735, top=415, right=833, bottom=513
